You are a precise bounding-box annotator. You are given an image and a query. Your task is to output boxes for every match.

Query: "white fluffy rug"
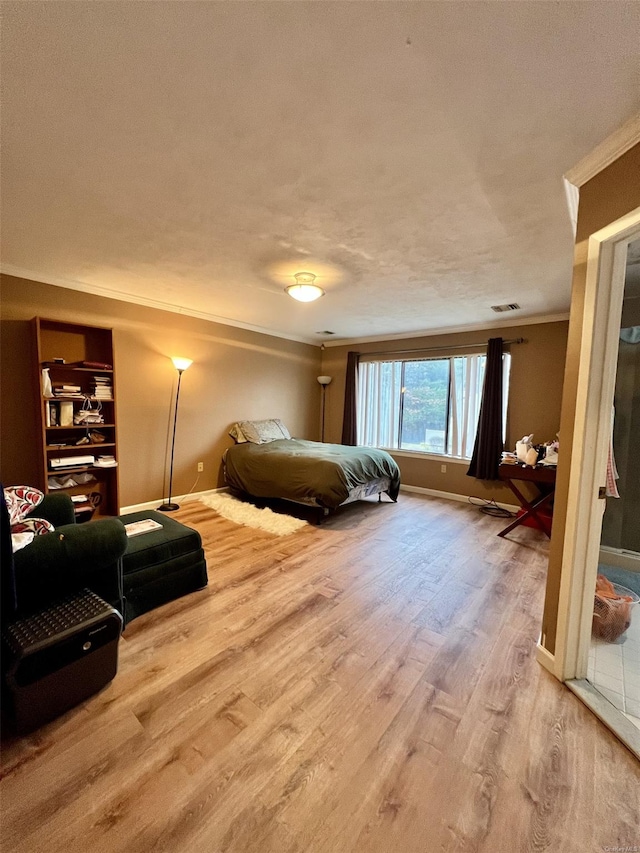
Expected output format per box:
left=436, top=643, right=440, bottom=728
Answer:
left=199, top=493, right=308, bottom=536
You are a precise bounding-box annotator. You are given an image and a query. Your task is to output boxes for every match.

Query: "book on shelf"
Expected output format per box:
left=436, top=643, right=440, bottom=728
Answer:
left=59, top=401, right=74, bottom=426
left=49, top=455, right=96, bottom=469
left=46, top=401, right=59, bottom=426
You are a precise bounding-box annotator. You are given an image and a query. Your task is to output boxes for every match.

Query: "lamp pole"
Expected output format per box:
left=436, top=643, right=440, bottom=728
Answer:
left=317, top=375, right=332, bottom=442
left=159, top=357, right=192, bottom=512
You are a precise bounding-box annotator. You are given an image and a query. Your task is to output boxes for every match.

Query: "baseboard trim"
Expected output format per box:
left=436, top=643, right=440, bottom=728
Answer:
left=120, top=487, right=228, bottom=515
left=536, top=641, right=557, bottom=677
left=598, top=545, right=640, bottom=573
left=400, top=484, right=518, bottom=513
left=566, top=679, right=640, bottom=761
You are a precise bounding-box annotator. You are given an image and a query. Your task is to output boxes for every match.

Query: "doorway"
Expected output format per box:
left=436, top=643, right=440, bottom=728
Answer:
left=586, top=238, right=640, bottom=735
left=551, top=206, right=640, bottom=756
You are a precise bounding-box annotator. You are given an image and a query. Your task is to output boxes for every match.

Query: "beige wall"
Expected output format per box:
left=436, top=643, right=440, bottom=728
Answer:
left=1, top=275, right=321, bottom=507
left=320, top=320, right=569, bottom=505
left=541, top=142, right=640, bottom=655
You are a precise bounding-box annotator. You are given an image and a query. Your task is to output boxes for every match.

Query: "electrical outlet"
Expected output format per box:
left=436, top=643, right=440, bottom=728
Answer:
left=440, top=464, right=447, bottom=473
left=197, top=462, right=204, bottom=472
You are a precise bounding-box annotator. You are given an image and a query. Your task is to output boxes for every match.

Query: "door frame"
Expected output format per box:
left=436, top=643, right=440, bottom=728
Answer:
left=553, top=206, right=640, bottom=683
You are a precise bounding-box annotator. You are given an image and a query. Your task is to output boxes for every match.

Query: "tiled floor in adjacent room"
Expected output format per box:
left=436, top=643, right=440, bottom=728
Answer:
left=589, top=588, right=640, bottom=731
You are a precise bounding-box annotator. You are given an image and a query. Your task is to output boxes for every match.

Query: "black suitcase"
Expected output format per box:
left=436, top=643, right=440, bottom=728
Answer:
left=2, top=589, right=122, bottom=733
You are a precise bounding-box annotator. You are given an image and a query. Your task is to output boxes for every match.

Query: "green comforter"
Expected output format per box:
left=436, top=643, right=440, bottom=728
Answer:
left=224, top=439, right=401, bottom=509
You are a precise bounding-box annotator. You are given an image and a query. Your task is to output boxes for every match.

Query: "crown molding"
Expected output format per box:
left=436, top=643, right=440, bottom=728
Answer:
left=1, top=264, right=571, bottom=351
left=321, top=312, right=571, bottom=348
left=0, top=264, right=317, bottom=347
left=564, top=112, right=640, bottom=188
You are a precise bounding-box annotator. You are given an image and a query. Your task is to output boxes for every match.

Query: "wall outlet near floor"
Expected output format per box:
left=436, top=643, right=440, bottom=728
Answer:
left=440, top=464, right=447, bottom=473
left=197, top=462, right=204, bottom=472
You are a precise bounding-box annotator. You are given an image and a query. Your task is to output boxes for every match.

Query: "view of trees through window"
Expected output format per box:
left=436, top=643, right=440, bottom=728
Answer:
left=400, top=359, right=450, bottom=453
left=357, top=352, right=504, bottom=458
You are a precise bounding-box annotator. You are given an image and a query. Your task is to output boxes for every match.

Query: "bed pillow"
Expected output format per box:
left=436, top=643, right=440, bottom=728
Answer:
left=237, top=419, right=291, bottom=444
left=228, top=423, right=248, bottom=444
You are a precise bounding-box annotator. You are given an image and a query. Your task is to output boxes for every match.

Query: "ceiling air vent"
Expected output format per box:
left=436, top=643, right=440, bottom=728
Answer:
left=491, top=303, right=521, bottom=313
left=316, top=330, right=336, bottom=335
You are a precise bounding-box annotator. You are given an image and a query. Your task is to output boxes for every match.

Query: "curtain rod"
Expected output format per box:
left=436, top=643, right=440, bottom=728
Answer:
left=363, top=337, right=525, bottom=358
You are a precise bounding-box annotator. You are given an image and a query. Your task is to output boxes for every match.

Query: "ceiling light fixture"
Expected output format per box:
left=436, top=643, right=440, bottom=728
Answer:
left=285, top=272, right=325, bottom=303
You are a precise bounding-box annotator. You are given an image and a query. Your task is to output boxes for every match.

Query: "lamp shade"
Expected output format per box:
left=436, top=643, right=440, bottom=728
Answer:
left=286, top=271, right=324, bottom=302
left=317, top=375, right=332, bottom=386
left=171, top=357, right=193, bottom=372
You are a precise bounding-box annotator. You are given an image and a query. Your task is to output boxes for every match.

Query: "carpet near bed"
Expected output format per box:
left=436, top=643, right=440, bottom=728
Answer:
left=199, top=493, right=309, bottom=536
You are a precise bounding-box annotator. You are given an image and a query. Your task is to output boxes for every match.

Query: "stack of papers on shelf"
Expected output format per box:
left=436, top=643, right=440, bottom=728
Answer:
left=91, top=376, right=113, bottom=400
left=94, top=455, right=118, bottom=468
left=53, top=384, right=84, bottom=399
left=124, top=519, right=163, bottom=537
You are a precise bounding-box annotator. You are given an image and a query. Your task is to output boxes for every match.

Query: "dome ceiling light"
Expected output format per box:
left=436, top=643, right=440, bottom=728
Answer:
left=285, top=272, right=325, bottom=303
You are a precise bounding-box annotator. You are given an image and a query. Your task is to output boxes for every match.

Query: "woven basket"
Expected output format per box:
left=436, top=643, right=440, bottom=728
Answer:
left=592, top=582, right=639, bottom=642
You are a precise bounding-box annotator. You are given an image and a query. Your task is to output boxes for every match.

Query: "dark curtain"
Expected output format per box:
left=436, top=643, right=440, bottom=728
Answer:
left=341, top=351, right=360, bottom=445
left=467, top=337, right=504, bottom=480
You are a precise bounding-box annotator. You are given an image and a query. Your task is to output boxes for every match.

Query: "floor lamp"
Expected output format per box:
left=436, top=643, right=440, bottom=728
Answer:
left=159, top=356, right=193, bottom=512
left=317, top=375, right=332, bottom=442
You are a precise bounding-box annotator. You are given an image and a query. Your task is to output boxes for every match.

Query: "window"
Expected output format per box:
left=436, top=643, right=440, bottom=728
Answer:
left=357, top=353, right=510, bottom=458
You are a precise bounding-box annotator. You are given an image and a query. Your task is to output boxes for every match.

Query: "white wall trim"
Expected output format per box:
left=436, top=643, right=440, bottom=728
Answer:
left=322, top=313, right=571, bottom=348
left=566, top=679, right=640, bottom=760
left=598, top=545, right=640, bottom=573
left=0, top=264, right=318, bottom=347
left=564, top=112, right=640, bottom=188
left=400, top=483, right=518, bottom=513
left=536, top=642, right=556, bottom=676
left=120, top=486, right=228, bottom=515
left=387, top=449, right=470, bottom=465
left=563, top=178, right=579, bottom=238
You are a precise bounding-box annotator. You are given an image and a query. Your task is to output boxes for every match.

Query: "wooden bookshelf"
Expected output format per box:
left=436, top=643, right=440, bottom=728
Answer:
left=32, top=318, right=120, bottom=518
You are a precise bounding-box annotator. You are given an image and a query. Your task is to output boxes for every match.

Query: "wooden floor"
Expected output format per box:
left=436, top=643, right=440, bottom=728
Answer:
left=1, top=494, right=639, bottom=852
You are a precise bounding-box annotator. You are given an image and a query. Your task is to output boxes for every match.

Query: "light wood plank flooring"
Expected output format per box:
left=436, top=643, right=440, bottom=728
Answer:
left=1, top=494, right=639, bottom=852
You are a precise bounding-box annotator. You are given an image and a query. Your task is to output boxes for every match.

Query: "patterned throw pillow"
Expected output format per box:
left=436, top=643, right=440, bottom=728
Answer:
left=11, top=517, right=55, bottom=537
left=237, top=419, right=291, bottom=444
left=4, top=486, right=55, bottom=553
left=4, top=485, right=45, bottom=526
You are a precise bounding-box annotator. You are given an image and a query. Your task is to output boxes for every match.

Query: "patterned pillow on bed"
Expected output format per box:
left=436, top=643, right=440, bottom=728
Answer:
left=228, top=423, right=248, bottom=443
left=237, top=419, right=291, bottom=444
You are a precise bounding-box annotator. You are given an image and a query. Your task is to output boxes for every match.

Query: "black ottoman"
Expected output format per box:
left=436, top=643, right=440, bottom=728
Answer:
left=119, top=510, right=208, bottom=623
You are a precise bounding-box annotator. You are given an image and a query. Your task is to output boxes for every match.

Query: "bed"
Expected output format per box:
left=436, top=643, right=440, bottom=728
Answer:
left=223, top=420, right=401, bottom=512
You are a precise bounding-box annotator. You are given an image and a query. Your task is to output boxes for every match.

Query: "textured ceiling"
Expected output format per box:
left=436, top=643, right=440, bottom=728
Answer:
left=1, top=2, right=639, bottom=344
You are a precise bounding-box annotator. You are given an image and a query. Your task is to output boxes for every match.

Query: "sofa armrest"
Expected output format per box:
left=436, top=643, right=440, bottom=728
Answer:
left=13, top=517, right=128, bottom=614
left=28, top=493, right=76, bottom=528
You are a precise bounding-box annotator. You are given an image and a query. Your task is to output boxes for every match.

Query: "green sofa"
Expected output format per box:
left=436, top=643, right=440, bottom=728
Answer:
left=3, top=492, right=128, bottom=620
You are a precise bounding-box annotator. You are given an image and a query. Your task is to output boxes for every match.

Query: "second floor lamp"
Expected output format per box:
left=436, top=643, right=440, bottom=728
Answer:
left=317, top=375, right=332, bottom=442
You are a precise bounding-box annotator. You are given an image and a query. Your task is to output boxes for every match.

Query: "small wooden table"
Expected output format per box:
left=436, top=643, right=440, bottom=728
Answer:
left=497, top=462, right=556, bottom=538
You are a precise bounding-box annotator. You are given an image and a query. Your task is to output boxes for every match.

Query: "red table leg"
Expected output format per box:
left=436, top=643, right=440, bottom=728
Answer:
left=498, top=477, right=554, bottom=538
